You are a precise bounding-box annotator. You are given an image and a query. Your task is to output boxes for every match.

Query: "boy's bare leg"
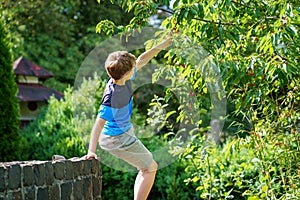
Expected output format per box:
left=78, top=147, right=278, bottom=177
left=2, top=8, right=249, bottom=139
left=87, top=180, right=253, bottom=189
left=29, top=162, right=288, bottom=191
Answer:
left=134, top=160, right=158, bottom=200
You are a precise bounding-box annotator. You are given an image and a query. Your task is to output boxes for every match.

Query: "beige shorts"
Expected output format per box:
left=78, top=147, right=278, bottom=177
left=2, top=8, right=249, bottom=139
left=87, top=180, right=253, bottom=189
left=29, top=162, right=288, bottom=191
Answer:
left=99, top=127, right=153, bottom=171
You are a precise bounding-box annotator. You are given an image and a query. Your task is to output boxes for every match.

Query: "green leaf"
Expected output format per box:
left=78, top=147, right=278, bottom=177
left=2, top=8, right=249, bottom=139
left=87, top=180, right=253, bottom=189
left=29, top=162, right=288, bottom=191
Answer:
left=285, top=26, right=297, bottom=35
left=261, top=185, right=268, bottom=192
left=196, top=186, right=204, bottom=191
left=166, top=110, right=177, bottom=119
left=192, top=176, right=200, bottom=182
left=248, top=196, right=260, bottom=200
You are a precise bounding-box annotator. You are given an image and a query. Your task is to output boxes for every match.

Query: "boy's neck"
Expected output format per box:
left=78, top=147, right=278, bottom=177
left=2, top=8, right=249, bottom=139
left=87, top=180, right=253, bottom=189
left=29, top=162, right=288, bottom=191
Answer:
left=112, top=78, right=126, bottom=85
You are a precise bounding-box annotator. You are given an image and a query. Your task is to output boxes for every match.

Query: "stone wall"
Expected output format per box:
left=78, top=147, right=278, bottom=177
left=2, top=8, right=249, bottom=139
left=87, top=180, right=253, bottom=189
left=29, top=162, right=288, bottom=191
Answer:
left=0, top=158, right=102, bottom=200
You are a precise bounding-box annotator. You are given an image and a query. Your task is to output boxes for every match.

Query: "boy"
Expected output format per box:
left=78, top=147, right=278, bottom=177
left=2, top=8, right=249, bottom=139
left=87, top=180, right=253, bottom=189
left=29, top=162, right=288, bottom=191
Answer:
left=85, top=37, right=172, bottom=200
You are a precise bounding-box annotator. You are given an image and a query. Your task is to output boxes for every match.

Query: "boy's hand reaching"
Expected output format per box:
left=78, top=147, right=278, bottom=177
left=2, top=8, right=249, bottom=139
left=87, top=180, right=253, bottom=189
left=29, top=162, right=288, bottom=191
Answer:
left=159, top=37, right=172, bottom=49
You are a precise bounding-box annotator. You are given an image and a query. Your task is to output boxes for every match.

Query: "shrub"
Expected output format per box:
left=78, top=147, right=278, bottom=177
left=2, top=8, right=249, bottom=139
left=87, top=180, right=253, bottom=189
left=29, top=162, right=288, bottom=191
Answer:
left=0, top=18, right=20, bottom=161
left=20, top=74, right=104, bottom=160
left=174, top=129, right=300, bottom=199
left=20, top=90, right=86, bottom=160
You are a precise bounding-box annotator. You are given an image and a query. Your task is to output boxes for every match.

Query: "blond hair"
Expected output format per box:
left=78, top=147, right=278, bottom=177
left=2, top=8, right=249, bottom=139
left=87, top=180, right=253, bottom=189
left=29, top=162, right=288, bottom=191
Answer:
left=105, top=51, right=136, bottom=80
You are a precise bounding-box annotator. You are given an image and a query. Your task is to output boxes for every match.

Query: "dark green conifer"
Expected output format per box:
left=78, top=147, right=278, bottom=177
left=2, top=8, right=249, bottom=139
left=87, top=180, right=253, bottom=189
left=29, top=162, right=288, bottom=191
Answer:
left=0, top=18, right=20, bottom=161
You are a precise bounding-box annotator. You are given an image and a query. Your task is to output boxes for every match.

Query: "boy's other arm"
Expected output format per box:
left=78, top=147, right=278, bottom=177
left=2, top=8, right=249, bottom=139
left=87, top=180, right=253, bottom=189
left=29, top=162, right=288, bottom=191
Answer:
left=136, top=38, right=172, bottom=71
left=85, top=117, right=106, bottom=159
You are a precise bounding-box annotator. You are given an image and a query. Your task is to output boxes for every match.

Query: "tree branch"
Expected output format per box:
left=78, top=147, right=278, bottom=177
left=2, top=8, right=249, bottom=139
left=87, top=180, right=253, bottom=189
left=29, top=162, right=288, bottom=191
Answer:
left=193, top=17, right=235, bottom=25
left=274, top=50, right=291, bottom=63
left=156, top=7, right=291, bottom=28
left=157, top=7, right=235, bottom=25
left=156, top=7, right=174, bottom=15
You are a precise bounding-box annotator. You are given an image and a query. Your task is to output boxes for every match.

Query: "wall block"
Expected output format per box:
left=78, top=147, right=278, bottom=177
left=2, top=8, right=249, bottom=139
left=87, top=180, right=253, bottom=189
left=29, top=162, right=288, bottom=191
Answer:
left=0, top=158, right=101, bottom=200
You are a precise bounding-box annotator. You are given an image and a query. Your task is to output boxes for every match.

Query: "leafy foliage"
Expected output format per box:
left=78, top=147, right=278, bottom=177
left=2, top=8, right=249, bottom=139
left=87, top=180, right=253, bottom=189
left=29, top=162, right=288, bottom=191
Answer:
left=0, top=0, right=134, bottom=92
left=20, top=92, right=86, bottom=160
left=0, top=18, right=20, bottom=161
left=2, top=0, right=298, bottom=198
left=19, top=74, right=104, bottom=160
left=95, top=0, right=300, bottom=199
left=174, top=129, right=300, bottom=199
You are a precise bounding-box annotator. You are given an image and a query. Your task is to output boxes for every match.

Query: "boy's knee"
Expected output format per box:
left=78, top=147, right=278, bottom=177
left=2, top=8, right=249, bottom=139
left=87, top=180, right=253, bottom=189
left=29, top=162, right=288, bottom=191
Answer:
left=151, top=160, right=158, bottom=171
left=143, top=160, right=158, bottom=173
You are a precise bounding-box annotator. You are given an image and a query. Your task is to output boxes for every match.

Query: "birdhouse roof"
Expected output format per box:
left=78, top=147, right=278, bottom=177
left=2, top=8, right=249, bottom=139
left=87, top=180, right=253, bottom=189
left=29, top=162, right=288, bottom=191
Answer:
left=13, top=56, right=54, bottom=79
left=17, top=83, right=64, bottom=102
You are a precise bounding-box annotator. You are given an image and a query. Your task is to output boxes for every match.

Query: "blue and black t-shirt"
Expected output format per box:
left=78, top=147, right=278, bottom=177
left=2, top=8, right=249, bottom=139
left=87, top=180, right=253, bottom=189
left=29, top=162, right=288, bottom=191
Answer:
left=97, top=67, right=136, bottom=136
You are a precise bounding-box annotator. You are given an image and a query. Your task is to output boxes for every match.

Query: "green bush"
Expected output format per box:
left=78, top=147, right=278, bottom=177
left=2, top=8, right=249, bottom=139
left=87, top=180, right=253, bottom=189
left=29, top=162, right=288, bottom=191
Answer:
left=174, top=129, right=300, bottom=199
left=175, top=136, right=260, bottom=199
left=0, top=18, right=20, bottom=161
left=20, top=74, right=105, bottom=160
left=20, top=90, right=86, bottom=160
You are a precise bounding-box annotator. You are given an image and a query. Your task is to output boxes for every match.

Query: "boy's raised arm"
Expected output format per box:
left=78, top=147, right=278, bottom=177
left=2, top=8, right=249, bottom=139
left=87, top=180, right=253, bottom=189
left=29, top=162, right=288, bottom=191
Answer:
left=136, top=38, right=172, bottom=71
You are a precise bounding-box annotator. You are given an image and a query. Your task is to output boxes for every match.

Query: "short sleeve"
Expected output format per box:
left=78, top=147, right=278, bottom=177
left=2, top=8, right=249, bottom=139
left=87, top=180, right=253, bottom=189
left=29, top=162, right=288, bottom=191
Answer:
left=97, top=105, right=114, bottom=121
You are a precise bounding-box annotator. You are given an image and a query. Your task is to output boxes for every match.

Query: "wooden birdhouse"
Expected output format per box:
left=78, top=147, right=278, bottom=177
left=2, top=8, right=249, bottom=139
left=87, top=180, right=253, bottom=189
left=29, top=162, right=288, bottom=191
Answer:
left=13, top=56, right=64, bottom=127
